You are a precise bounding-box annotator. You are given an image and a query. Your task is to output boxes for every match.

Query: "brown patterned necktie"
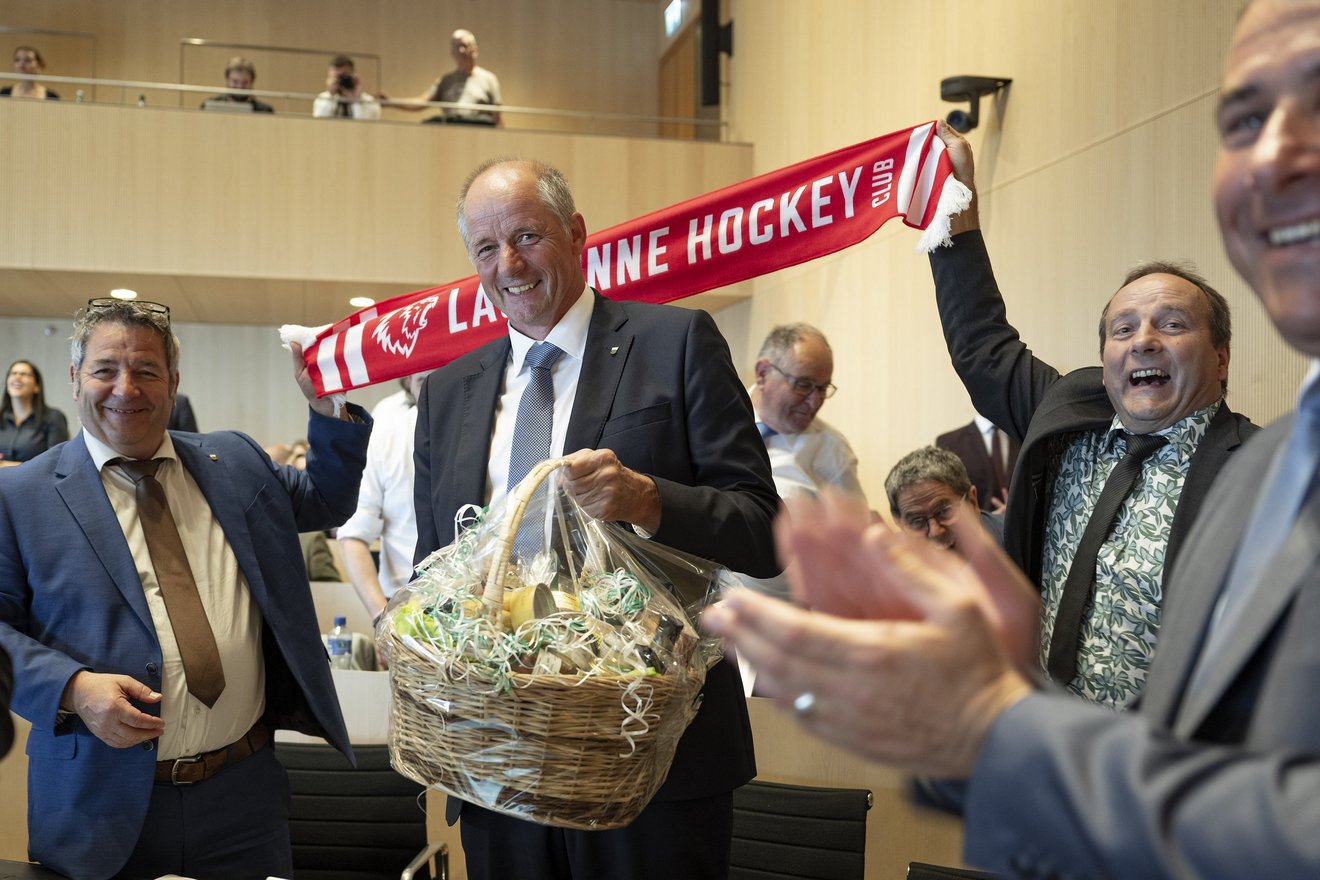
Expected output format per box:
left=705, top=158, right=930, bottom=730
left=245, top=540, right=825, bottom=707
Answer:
left=114, top=458, right=226, bottom=707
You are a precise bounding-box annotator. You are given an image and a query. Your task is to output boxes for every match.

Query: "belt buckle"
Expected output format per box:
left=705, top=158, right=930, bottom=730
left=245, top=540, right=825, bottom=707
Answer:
left=170, top=754, right=204, bottom=785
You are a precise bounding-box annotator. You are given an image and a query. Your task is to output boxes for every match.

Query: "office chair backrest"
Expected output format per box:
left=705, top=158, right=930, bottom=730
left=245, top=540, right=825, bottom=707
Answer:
left=275, top=742, right=429, bottom=880
left=730, top=779, right=872, bottom=880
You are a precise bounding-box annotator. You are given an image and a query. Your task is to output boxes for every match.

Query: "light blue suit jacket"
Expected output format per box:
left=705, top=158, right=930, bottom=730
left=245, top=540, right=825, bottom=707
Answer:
left=0, top=407, right=370, bottom=880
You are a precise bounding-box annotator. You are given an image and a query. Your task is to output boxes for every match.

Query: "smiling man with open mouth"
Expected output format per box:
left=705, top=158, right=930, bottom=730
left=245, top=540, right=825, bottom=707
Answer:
left=1100, top=269, right=1231, bottom=434
left=926, top=123, right=1259, bottom=709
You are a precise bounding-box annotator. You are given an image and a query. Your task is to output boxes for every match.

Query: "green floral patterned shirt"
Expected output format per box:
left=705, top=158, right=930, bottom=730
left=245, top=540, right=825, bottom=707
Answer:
left=1038, top=401, right=1221, bottom=707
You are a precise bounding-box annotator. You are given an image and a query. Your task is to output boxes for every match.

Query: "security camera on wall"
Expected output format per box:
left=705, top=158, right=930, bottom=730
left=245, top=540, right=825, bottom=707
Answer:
left=940, top=75, right=1012, bottom=133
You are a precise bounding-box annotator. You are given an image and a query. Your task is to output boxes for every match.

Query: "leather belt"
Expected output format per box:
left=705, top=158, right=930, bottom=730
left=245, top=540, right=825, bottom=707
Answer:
left=154, top=721, right=269, bottom=785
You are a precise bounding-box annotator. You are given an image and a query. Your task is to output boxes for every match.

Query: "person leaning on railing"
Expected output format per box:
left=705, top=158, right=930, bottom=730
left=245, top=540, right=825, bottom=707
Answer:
left=1, top=46, right=60, bottom=100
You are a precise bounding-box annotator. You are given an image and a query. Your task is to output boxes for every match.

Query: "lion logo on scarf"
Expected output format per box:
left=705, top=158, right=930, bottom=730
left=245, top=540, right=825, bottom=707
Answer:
left=372, top=295, right=441, bottom=359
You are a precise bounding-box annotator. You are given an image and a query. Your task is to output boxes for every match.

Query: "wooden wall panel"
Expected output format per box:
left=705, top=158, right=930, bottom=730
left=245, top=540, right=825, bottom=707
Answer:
left=0, top=715, right=29, bottom=863
left=1, top=0, right=664, bottom=128
left=0, top=106, right=752, bottom=442
left=723, top=0, right=1307, bottom=506
left=659, top=20, right=697, bottom=140
left=0, top=316, right=399, bottom=451
left=0, top=101, right=749, bottom=288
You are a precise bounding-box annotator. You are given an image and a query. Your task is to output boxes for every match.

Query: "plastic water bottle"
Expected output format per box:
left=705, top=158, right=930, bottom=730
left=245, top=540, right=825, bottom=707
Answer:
left=327, top=616, right=353, bottom=669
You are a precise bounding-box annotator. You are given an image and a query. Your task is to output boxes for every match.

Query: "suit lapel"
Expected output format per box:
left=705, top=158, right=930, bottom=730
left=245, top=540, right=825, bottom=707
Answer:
left=172, top=434, right=269, bottom=605
left=1164, top=404, right=1248, bottom=591
left=566, top=293, right=632, bottom=451
left=1004, top=382, right=1113, bottom=579
left=53, top=435, right=155, bottom=633
left=1139, top=477, right=1251, bottom=727
left=1173, top=485, right=1320, bottom=737
left=962, top=423, right=991, bottom=471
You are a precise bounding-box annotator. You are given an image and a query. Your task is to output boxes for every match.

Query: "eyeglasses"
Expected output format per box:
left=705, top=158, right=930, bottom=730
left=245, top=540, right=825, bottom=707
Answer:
left=900, top=491, right=969, bottom=533
left=87, top=298, right=170, bottom=322
left=768, top=362, right=837, bottom=399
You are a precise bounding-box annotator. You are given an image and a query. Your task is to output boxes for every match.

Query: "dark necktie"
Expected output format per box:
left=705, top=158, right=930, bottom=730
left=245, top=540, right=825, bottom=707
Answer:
left=507, top=342, right=564, bottom=491
left=1045, top=432, right=1168, bottom=685
left=989, top=427, right=1007, bottom=500
left=114, top=458, right=226, bottom=707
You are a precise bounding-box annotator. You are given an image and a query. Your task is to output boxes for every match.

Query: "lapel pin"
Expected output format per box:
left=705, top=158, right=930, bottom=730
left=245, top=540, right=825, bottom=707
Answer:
left=609, top=346, right=619, bottom=356
left=209, top=454, right=218, bottom=461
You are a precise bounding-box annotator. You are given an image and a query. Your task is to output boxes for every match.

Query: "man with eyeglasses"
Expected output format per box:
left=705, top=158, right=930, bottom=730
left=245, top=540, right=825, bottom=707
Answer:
left=925, top=124, right=1258, bottom=708
left=0, top=298, right=370, bottom=880
left=734, top=323, right=865, bottom=613
left=885, top=446, right=1004, bottom=552
left=749, top=323, right=865, bottom=508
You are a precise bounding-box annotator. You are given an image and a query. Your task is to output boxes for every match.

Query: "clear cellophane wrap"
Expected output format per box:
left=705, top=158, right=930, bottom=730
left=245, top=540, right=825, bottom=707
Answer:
left=379, top=458, right=730, bottom=829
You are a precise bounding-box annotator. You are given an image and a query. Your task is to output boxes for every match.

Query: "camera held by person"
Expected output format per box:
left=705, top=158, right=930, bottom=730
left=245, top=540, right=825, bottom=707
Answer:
left=312, top=54, right=380, bottom=120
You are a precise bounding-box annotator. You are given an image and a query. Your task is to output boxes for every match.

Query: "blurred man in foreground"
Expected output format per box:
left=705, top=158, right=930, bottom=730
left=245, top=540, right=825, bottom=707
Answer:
left=706, top=2, right=1320, bottom=874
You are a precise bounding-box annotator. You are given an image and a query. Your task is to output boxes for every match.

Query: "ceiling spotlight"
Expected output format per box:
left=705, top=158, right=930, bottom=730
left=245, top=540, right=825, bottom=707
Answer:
left=348, top=296, right=376, bottom=308
left=110, top=288, right=138, bottom=300
left=940, top=75, right=1012, bottom=133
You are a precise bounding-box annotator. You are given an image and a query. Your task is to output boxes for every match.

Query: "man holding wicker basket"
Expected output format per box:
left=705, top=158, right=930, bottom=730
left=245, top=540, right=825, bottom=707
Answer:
left=411, top=157, right=780, bottom=879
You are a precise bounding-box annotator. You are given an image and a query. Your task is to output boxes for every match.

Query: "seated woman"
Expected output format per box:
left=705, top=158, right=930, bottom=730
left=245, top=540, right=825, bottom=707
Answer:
left=1, top=46, right=60, bottom=100
left=0, top=360, right=69, bottom=465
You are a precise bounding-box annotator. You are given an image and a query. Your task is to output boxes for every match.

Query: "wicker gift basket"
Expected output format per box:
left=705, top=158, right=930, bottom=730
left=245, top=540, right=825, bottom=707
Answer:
left=379, top=458, right=725, bottom=830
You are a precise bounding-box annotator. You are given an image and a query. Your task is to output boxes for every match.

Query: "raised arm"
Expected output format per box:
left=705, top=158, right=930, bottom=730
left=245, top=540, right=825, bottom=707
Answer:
left=928, top=123, right=1064, bottom=440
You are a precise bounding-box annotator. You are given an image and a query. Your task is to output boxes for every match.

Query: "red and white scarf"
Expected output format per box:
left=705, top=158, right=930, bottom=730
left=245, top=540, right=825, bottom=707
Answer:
left=289, top=121, right=969, bottom=396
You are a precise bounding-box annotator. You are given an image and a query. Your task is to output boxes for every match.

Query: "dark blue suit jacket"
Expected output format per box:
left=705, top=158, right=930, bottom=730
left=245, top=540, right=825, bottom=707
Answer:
left=0, top=407, right=370, bottom=880
left=414, top=293, right=779, bottom=824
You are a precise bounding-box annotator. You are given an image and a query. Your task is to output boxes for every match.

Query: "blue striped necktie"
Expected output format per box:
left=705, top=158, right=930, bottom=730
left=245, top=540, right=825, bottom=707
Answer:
left=507, top=341, right=564, bottom=491
left=1189, top=386, right=1320, bottom=693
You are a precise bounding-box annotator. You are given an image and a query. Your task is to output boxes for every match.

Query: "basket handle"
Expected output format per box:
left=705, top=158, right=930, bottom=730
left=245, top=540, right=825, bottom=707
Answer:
left=483, top=456, right=569, bottom=615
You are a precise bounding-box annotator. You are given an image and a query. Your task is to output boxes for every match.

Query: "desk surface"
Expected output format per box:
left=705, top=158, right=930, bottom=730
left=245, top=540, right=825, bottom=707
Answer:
left=0, top=860, right=62, bottom=879
left=4, top=697, right=966, bottom=880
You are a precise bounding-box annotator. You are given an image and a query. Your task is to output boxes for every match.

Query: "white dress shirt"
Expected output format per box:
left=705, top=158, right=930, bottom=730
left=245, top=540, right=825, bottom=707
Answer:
left=752, top=405, right=867, bottom=505
left=85, top=430, right=264, bottom=759
left=370, top=388, right=413, bottom=423
left=312, top=91, right=381, bottom=119
left=338, top=404, right=419, bottom=596
left=974, top=413, right=1015, bottom=479
left=737, top=406, right=866, bottom=693
left=484, top=286, right=594, bottom=506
